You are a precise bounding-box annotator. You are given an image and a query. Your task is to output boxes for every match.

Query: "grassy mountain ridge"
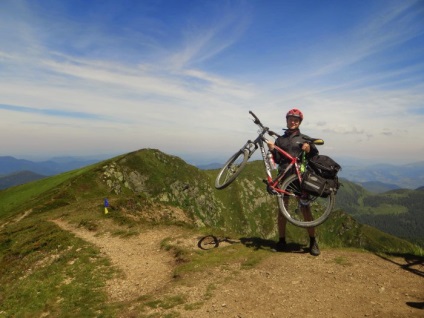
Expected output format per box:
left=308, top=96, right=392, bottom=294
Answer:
left=1, top=148, right=420, bottom=254
left=1, top=148, right=422, bottom=317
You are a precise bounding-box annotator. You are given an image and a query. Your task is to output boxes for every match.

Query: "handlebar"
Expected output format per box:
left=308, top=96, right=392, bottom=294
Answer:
left=250, top=111, right=280, bottom=136
left=303, top=136, right=325, bottom=145
left=249, top=110, right=264, bottom=128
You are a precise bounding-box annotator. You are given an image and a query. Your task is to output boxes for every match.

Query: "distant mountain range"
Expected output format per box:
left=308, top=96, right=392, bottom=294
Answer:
left=196, top=162, right=223, bottom=170
left=199, top=160, right=424, bottom=190
left=338, top=161, right=424, bottom=189
left=357, top=181, right=400, bottom=194
left=0, top=156, right=101, bottom=177
left=1, top=155, right=424, bottom=191
left=0, top=171, right=46, bottom=190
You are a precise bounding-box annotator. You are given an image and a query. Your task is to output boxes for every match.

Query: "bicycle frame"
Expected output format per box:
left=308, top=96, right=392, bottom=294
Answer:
left=265, top=145, right=302, bottom=194
left=242, top=128, right=304, bottom=197
left=261, top=141, right=303, bottom=196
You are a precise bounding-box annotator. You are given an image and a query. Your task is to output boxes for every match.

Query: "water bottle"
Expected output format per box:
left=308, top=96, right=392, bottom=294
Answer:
left=300, top=152, right=306, bottom=173
left=267, top=152, right=277, bottom=170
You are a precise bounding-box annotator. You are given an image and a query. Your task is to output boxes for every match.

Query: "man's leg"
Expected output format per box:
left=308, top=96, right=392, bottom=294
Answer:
left=300, top=205, right=315, bottom=237
left=301, top=205, right=320, bottom=256
left=278, top=197, right=288, bottom=237
left=275, top=197, right=288, bottom=251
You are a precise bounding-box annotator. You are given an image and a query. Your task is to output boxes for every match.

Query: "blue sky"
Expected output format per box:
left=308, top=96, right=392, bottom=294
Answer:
left=1, top=0, right=423, bottom=165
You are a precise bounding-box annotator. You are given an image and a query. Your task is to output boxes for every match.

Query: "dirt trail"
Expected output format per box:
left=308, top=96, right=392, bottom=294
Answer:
left=53, top=219, right=180, bottom=302
left=53, top=220, right=424, bottom=317
left=0, top=209, right=32, bottom=230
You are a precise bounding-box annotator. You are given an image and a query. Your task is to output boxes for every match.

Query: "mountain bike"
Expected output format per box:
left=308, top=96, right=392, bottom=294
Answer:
left=215, top=111, right=335, bottom=228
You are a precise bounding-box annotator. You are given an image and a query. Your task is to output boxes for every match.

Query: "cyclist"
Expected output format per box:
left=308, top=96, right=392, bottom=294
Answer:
left=266, top=108, right=321, bottom=256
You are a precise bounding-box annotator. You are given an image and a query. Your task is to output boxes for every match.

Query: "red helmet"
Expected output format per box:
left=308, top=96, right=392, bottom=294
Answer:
left=286, top=108, right=303, bottom=121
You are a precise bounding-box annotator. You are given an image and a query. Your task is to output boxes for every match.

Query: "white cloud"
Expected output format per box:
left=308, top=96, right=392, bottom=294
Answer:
left=0, top=0, right=423, bottom=165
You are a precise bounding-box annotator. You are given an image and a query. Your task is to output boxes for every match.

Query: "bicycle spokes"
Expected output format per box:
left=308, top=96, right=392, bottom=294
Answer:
left=215, top=150, right=249, bottom=189
left=277, top=174, right=334, bottom=228
left=224, top=161, right=242, bottom=181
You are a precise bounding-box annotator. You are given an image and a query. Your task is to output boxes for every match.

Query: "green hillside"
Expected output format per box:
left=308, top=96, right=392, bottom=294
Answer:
left=335, top=179, right=424, bottom=246
left=1, top=149, right=422, bottom=317
left=1, top=149, right=420, bottom=253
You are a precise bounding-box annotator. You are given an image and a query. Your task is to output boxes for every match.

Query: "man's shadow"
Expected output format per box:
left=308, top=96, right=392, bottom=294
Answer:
left=375, top=252, right=424, bottom=278
left=239, top=237, right=307, bottom=253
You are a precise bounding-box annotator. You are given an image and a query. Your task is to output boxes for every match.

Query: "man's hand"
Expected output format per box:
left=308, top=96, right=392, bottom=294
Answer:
left=266, top=140, right=275, bottom=150
left=301, top=142, right=311, bottom=153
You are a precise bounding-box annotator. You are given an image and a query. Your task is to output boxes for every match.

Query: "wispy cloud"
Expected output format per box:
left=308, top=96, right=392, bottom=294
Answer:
left=0, top=0, right=423, bottom=164
left=0, top=103, right=116, bottom=121
left=163, top=1, right=252, bottom=70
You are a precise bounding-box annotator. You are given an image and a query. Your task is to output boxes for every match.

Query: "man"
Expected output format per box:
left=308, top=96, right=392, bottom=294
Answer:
left=266, top=108, right=320, bottom=256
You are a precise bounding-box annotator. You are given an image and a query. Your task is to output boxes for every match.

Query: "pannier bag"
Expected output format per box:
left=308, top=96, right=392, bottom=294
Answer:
left=301, top=170, right=340, bottom=198
left=308, top=155, right=341, bottom=179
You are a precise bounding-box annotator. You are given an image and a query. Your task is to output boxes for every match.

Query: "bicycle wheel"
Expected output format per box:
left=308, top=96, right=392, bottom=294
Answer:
left=198, top=235, right=219, bottom=250
left=277, top=174, right=335, bottom=228
left=215, top=149, right=249, bottom=189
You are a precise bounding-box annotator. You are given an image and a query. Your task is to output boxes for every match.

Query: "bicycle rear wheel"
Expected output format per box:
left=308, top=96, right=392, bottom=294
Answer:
left=277, top=174, right=335, bottom=228
left=215, top=149, right=249, bottom=189
left=198, top=235, right=219, bottom=250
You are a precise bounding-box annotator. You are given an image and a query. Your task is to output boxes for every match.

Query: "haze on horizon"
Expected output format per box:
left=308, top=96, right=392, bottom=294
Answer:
left=1, top=0, right=423, bottom=166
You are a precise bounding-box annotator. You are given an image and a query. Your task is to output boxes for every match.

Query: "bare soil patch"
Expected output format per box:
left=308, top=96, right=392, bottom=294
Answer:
left=53, top=220, right=424, bottom=317
left=185, top=250, right=423, bottom=318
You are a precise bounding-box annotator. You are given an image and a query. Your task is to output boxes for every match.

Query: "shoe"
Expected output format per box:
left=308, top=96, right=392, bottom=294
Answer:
left=309, top=240, right=320, bottom=256
left=275, top=238, right=288, bottom=252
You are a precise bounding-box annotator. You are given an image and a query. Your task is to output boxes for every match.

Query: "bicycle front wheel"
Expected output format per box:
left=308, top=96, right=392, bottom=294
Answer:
left=277, top=174, right=335, bottom=228
left=215, top=149, right=249, bottom=189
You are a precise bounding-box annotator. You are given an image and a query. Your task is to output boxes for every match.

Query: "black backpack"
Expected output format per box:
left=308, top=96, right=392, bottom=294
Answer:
left=307, top=155, right=341, bottom=179
left=301, top=155, right=341, bottom=197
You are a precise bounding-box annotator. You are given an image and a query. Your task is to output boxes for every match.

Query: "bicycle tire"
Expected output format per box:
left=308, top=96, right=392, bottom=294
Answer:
left=198, top=235, right=219, bottom=250
left=277, top=174, right=335, bottom=228
left=215, top=149, right=249, bottom=189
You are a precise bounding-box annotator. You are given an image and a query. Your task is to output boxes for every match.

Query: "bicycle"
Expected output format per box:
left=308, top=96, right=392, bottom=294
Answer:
left=215, top=111, right=335, bottom=228
left=197, top=235, right=239, bottom=250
